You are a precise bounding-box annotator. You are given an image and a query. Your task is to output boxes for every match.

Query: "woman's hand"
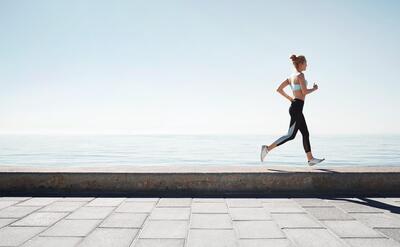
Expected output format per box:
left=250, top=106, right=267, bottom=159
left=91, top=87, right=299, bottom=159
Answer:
left=313, top=83, right=318, bottom=90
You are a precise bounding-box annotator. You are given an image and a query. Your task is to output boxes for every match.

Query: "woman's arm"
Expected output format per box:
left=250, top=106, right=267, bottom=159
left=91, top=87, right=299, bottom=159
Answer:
left=276, top=79, right=294, bottom=102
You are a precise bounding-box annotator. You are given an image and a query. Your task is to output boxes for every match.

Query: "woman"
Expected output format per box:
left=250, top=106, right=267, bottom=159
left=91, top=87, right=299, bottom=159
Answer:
left=260, top=54, right=325, bottom=166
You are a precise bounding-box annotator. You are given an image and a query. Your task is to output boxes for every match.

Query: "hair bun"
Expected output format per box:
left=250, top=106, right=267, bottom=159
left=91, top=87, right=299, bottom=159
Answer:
left=290, top=54, right=297, bottom=61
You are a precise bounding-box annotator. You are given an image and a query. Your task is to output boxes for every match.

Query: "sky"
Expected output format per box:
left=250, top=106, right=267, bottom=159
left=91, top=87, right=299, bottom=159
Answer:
left=0, top=0, right=399, bottom=135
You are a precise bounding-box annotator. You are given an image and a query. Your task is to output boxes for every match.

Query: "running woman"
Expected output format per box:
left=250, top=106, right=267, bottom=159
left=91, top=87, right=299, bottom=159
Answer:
left=260, top=54, right=325, bottom=166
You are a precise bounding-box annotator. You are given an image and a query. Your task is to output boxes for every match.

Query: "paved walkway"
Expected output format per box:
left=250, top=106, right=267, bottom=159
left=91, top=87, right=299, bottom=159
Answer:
left=0, top=197, right=400, bottom=247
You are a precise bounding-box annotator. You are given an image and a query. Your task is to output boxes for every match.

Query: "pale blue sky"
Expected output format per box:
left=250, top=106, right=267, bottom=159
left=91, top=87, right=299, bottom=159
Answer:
left=0, top=0, right=399, bottom=135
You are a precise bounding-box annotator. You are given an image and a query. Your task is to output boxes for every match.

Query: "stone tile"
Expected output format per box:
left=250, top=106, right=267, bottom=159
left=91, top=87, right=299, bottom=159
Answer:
left=187, top=229, right=236, bottom=247
left=191, top=202, right=228, bottom=214
left=116, top=202, right=155, bottom=213
left=100, top=213, right=147, bottom=228
left=334, top=202, right=383, bottom=213
left=263, top=202, right=305, bottom=213
left=344, top=238, right=400, bottom=247
left=283, top=228, right=346, bottom=247
left=0, top=218, right=16, bottom=228
left=229, top=207, right=271, bottom=221
left=226, top=198, right=263, bottom=208
left=85, top=198, right=126, bottom=207
left=260, top=198, right=293, bottom=203
left=238, top=239, right=294, bottom=247
left=323, top=220, right=383, bottom=238
left=190, top=214, right=232, bottom=229
left=40, top=201, right=87, bottom=212
left=350, top=213, right=400, bottom=228
left=12, top=212, right=68, bottom=226
left=233, top=221, right=284, bottom=238
left=77, top=228, right=138, bottom=247
left=0, top=206, right=40, bottom=218
left=305, top=207, right=354, bottom=220
left=0, top=200, right=18, bottom=210
left=375, top=228, right=400, bottom=242
left=17, top=197, right=61, bottom=206
left=272, top=213, right=323, bottom=228
left=133, top=239, right=184, bottom=247
left=66, top=206, right=114, bottom=219
left=140, top=220, right=188, bottom=238
left=41, top=219, right=101, bottom=237
left=21, top=236, right=83, bottom=247
left=150, top=207, right=190, bottom=220
left=57, top=197, right=94, bottom=202
left=126, top=198, right=160, bottom=202
left=192, top=198, right=226, bottom=203
left=294, top=198, right=334, bottom=207
left=0, top=226, right=45, bottom=246
left=0, top=197, right=31, bottom=202
left=157, top=198, right=192, bottom=207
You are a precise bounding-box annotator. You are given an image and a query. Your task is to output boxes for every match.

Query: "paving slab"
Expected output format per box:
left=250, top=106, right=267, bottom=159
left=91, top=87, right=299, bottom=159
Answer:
left=229, top=207, right=272, bottom=221
left=85, top=198, right=126, bottom=207
left=305, top=207, right=354, bottom=220
left=125, top=198, right=160, bottom=202
left=322, top=220, right=384, bottom=238
left=17, top=198, right=61, bottom=207
left=226, top=198, right=263, bottom=208
left=21, top=236, right=83, bottom=247
left=149, top=207, right=190, bottom=220
left=0, top=226, right=45, bottom=246
left=334, top=202, right=384, bottom=213
left=192, top=198, right=226, bottom=203
left=66, top=206, right=114, bottom=219
left=11, top=212, right=67, bottom=226
left=344, top=238, right=400, bottom=247
left=263, top=202, right=305, bottom=213
left=190, top=214, right=232, bottom=229
left=41, top=219, right=101, bottom=237
left=140, top=220, right=188, bottom=238
left=0, top=200, right=18, bottom=210
left=272, top=213, right=323, bottom=228
left=186, top=229, right=237, bottom=247
left=132, top=239, right=185, bottom=247
left=191, top=202, right=228, bottom=214
left=0, top=218, right=16, bottom=228
left=39, top=201, right=87, bottom=212
left=238, top=239, right=294, bottom=247
left=284, top=228, right=347, bottom=247
left=233, top=220, right=285, bottom=238
left=116, top=202, right=156, bottom=213
left=0, top=197, right=31, bottom=202
left=0, top=206, right=40, bottom=218
left=77, top=228, right=138, bottom=247
left=294, top=198, right=334, bottom=207
left=157, top=198, right=192, bottom=207
left=350, top=213, right=400, bottom=228
left=375, top=228, right=400, bottom=242
left=100, top=213, right=147, bottom=228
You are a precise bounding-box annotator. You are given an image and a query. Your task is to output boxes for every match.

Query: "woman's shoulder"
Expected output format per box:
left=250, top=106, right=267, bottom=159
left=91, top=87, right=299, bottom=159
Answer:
left=289, top=72, right=304, bottom=82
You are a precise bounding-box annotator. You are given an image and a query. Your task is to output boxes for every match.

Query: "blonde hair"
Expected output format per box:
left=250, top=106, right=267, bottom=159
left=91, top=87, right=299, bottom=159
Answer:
left=290, top=54, right=306, bottom=72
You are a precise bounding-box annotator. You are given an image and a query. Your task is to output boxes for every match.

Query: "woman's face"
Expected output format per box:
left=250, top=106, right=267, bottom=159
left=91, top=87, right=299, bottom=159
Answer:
left=300, top=61, right=308, bottom=71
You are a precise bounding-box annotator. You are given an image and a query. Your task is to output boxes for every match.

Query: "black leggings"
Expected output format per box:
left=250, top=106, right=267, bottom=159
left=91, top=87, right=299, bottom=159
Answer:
left=272, top=98, right=311, bottom=153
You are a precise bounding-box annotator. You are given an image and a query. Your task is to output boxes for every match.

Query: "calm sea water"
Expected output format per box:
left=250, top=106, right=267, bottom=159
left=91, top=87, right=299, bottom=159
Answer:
left=0, top=134, right=399, bottom=167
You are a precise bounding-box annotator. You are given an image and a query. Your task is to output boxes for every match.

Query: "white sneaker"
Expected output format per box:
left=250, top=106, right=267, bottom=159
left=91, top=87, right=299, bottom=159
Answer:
left=308, top=157, right=325, bottom=166
left=260, top=145, right=269, bottom=162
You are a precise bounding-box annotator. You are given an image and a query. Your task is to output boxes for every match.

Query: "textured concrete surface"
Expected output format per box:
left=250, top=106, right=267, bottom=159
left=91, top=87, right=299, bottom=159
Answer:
left=1, top=165, right=400, bottom=196
left=0, top=197, right=399, bottom=246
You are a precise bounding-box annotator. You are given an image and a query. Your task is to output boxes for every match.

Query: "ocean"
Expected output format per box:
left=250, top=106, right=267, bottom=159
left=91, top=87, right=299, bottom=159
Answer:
left=0, top=134, right=399, bottom=167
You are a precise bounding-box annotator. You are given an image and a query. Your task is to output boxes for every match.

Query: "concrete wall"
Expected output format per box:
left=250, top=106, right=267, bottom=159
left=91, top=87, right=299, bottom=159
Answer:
left=1, top=166, right=400, bottom=197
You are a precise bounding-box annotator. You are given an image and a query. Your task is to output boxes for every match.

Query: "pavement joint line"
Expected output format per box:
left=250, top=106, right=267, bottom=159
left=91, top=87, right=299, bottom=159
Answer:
left=127, top=198, right=158, bottom=247
left=302, top=203, right=374, bottom=247
left=73, top=200, right=123, bottom=246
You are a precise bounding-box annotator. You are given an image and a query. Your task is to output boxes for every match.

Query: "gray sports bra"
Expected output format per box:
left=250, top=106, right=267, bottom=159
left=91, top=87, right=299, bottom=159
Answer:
left=289, top=73, right=308, bottom=91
